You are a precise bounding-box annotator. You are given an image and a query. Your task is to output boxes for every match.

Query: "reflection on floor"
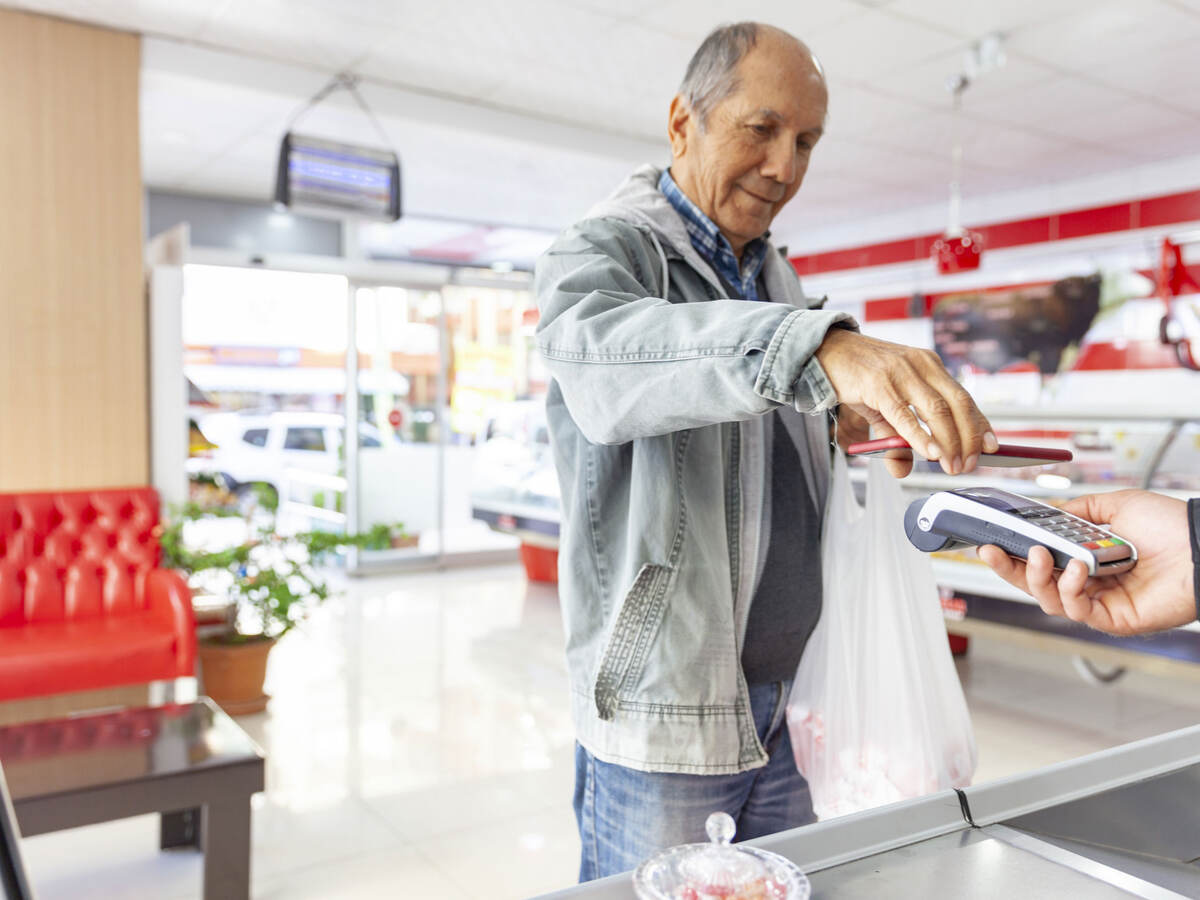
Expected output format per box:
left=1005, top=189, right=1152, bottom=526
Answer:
left=18, top=564, right=1200, bottom=899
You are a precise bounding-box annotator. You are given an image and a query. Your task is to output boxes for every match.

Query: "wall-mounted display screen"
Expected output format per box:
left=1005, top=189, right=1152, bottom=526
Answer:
left=274, top=132, right=401, bottom=222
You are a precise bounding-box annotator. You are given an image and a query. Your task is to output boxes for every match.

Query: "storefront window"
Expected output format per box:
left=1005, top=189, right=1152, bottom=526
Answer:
left=181, top=263, right=549, bottom=564
left=349, top=279, right=544, bottom=561
left=182, top=265, right=352, bottom=529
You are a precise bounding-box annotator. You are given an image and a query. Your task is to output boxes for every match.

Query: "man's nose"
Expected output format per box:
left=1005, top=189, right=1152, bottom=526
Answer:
left=761, top=138, right=800, bottom=185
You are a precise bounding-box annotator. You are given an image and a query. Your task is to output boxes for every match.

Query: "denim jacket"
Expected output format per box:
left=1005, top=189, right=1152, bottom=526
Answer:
left=534, top=165, right=857, bottom=774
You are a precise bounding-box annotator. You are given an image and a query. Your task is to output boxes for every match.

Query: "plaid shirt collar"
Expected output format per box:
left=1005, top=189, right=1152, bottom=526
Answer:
left=659, top=168, right=769, bottom=301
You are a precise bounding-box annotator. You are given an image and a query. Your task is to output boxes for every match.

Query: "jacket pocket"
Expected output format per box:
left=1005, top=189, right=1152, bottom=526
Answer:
left=593, top=563, right=674, bottom=721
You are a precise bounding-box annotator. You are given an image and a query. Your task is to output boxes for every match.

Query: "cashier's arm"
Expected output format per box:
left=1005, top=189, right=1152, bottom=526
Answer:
left=979, top=490, right=1196, bottom=636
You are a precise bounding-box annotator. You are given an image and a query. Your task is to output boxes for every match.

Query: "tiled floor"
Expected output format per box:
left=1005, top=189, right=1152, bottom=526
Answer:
left=17, top=563, right=1200, bottom=899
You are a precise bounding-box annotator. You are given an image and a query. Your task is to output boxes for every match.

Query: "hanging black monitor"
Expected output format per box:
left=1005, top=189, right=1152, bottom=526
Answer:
left=274, top=132, right=401, bottom=222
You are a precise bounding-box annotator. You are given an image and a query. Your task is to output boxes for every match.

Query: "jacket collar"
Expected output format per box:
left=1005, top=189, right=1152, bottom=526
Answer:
left=586, top=164, right=813, bottom=311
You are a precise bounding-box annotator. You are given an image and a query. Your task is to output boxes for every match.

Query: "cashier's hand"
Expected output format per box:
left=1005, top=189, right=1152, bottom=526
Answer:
left=815, top=329, right=997, bottom=478
left=978, top=490, right=1194, bottom=636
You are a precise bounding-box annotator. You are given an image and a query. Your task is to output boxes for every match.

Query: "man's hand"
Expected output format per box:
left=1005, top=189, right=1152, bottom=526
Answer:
left=815, top=329, right=997, bottom=477
left=832, top=406, right=871, bottom=453
left=978, top=490, right=1194, bottom=636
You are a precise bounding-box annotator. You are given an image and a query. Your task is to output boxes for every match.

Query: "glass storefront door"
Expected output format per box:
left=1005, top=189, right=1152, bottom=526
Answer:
left=348, top=275, right=546, bottom=566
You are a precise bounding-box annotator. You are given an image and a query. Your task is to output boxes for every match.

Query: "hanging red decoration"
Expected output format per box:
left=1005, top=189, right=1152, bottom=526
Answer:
left=932, top=229, right=984, bottom=274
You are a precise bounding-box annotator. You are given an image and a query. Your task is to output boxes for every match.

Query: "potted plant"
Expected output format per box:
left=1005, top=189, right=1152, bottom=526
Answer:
left=158, top=492, right=401, bottom=715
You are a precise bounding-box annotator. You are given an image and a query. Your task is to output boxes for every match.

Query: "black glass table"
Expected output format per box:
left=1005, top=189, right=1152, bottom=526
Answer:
left=0, top=698, right=265, bottom=900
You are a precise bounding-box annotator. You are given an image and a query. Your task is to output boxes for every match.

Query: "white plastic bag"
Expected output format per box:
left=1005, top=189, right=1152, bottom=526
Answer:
left=785, top=454, right=976, bottom=820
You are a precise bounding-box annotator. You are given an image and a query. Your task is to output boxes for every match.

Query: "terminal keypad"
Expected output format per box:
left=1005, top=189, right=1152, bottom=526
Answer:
left=1016, top=507, right=1124, bottom=549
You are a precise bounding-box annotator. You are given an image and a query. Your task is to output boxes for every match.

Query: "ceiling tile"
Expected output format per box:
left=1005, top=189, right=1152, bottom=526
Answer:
left=834, top=106, right=972, bottom=163
left=884, top=0, right=1097, bottom=40
left=8, top=0, right=214, bottom=37
left=961, top=75, right=1129, bottom=132
left=822, top=81, right=930, bottom=138
left=1008, top=0, right=1200, bottom=74
left=866, top=50, right=1062, bottom=109
left=960, top=128, right=1077, bottom=172
left=633, top=0, right=861, bottom=45
left=196, top=1, right=385, bottom=71
left=558, top=0, right=660, bottom=19
left=1012, top=144, right=1146, bottom=184
left=483, top=62, right=671, bottom=150
left=355, top=2, right=659, bottom=115
left=807, top=136, right=951, bottom=190
left=355, top=32, right=503, bottom=100
left=801, top=8, right=966, bottom=82
left=481, top=20, right=694, bottom=143
left=1086, top=40, right=1200, bottom=113
left=1034, top=98, right=1200, bottom=146
left=356, top=0, right=618, bottom=70
left=1123, top=123, right=1200, bottom=164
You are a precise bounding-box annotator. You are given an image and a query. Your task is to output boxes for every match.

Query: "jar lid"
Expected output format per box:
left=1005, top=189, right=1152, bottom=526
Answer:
left=632, top=812, right=811, bottom=900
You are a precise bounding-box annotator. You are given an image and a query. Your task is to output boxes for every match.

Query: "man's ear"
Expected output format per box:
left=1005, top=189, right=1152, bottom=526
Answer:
left=667, top=94, right=692, bottom=159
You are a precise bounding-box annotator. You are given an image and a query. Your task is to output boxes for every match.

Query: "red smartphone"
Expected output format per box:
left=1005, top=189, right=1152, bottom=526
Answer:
left=845, top=436, right=1073, bottom=467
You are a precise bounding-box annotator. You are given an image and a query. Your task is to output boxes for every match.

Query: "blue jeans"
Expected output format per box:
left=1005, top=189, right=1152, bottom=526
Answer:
left=573, top=680, right=815, bottom=881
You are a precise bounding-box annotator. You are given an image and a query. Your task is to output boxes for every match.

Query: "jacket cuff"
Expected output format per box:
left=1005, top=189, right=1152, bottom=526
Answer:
left=754, top=309, right=857, bottom=409
left=792, top=354, right=840, bottom=414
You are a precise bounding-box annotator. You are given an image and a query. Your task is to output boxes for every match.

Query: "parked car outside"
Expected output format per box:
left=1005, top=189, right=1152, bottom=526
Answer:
left=188, top=410, right=392, bottom=511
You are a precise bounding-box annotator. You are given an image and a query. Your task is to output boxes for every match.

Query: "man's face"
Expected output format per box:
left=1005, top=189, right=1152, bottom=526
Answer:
left=670, top=35, right=827, bottom=256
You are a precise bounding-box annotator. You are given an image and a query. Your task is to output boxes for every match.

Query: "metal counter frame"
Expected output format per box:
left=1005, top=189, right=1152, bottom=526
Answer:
left=535, top=724, right=1200, bottom=899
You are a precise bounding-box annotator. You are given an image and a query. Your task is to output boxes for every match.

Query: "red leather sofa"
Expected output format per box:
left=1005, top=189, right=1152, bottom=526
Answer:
left=0, top=488, right=195, bottom=701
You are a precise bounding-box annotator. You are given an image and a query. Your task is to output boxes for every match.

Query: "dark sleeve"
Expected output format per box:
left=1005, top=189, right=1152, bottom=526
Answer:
left=1190, top=498, right=1200, bottom=620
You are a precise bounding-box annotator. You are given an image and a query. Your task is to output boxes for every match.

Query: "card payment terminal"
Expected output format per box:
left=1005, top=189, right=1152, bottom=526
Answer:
left=904, top=487, right=1138, bottom=576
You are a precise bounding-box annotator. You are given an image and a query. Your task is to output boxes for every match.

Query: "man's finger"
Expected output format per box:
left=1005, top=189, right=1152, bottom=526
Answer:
left=901, top=373, right=964, bottom=474
left=878, top=394, right=942, bottom=465
left=908, top=355, right=978, bottom=473
left=833, top=406, right=871, bottom=451
left=933, top=373, right=996, bottom=472
left=861, top=416, right=912, bottom=478
left=900, top=352, right=992, bottom=475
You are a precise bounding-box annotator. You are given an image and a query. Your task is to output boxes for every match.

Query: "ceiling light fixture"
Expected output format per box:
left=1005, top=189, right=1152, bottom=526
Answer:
left=932, top=33, right=1006, bottom=276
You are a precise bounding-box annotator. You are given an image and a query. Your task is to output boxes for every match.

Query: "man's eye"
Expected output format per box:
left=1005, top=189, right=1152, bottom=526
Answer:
left=749, top=124, right=771, bottom=137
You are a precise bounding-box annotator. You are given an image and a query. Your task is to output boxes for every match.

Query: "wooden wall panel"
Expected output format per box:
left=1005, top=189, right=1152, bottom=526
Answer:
left=0, top=9, right=145, bottom=491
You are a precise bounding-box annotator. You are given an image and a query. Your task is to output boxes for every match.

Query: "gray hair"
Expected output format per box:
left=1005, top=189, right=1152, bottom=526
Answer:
left=679, top=23, right=762, bottom=129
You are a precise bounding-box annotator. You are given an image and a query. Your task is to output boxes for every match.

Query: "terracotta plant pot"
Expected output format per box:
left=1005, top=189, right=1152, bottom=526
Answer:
left=197, top=637, right=276, bottom=715
left=390, top=534, right=419, bottom=549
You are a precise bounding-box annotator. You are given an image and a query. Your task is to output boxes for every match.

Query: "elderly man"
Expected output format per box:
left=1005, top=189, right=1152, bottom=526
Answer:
left=535, top=22, right=997, bottom=879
